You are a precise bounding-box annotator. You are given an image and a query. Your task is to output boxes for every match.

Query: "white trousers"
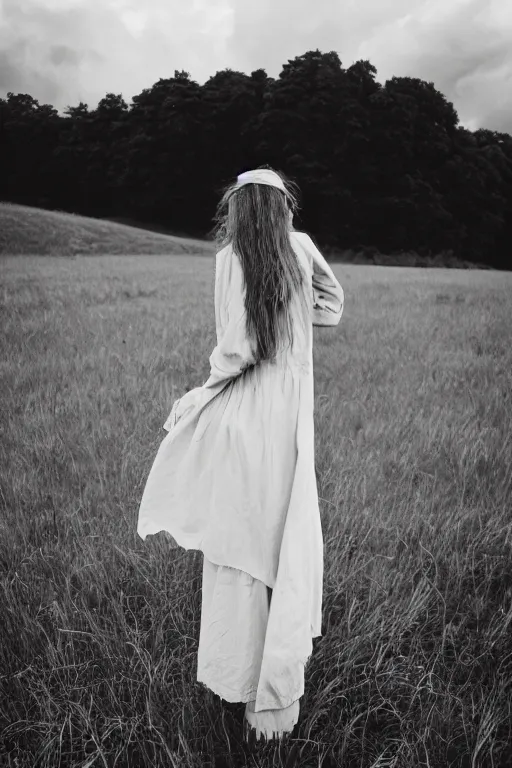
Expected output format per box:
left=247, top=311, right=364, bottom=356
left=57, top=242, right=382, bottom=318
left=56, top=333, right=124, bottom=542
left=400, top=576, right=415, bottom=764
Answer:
left=197, top=555, right=300, bottom=740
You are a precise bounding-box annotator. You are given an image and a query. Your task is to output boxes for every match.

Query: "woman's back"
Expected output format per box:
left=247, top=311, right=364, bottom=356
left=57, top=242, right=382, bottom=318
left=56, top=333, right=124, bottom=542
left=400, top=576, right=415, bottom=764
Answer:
left=217, top=228, right=343, bottom=378
left=137, top=166, right=345, bottom=739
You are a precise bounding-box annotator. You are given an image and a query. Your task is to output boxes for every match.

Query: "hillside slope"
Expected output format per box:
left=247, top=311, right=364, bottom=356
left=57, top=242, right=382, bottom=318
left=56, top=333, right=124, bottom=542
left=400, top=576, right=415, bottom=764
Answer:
left=0, top=203, right=215, bottom=256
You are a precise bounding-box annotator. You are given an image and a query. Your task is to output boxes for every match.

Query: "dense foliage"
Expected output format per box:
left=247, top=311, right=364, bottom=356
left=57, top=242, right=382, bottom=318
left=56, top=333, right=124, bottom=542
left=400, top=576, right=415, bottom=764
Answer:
left=1, top=50, right=511, bottom=269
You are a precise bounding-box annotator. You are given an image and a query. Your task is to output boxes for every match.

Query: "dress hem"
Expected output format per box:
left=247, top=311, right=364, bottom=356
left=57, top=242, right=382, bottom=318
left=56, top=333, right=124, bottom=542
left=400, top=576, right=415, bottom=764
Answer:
left=137, top=527, right=277, bottom=590
left=197, top=677, right=303, bottom=712
left=197, top=678, right=258, bottom=705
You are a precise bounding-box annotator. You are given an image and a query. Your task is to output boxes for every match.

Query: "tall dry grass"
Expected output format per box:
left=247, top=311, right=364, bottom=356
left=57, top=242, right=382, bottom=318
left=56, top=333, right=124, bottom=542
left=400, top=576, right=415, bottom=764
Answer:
left=1, top=252, right=511, bottom=767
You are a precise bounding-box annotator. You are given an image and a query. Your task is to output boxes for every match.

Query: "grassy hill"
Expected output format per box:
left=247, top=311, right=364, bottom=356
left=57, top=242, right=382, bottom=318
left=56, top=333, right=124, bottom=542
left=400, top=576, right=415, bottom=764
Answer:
left=1, top=202, right=492, bottom=268
left=0, top=203, right=215, bottom=256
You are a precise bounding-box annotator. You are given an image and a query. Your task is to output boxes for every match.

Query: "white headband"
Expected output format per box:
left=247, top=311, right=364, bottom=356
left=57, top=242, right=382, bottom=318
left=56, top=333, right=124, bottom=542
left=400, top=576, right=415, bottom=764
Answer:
left=236, top=169, right=287, bottom=193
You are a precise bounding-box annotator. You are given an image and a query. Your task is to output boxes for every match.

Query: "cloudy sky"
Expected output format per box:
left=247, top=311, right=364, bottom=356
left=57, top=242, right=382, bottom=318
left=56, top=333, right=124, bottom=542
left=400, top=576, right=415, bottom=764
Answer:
left=1, top=0, right=511, bottom=133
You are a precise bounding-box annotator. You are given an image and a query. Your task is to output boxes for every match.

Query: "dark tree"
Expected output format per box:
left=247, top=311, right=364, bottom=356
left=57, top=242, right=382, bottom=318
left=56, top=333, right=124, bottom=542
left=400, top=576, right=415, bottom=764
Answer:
left=1, top=50, right=511, bottom=269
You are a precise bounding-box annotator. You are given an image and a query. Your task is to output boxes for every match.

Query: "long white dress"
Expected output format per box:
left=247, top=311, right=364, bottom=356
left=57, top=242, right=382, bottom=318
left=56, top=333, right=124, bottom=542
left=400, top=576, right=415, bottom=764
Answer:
left=137, top=230, right=344, bottom=736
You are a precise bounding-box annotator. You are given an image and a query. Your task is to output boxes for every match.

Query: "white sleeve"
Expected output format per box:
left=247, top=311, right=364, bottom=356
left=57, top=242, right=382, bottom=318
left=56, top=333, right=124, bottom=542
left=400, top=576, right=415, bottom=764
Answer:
left=203, top=247, right=257, bottom=390
left=163, top=247, right=256, bottom=431
left=304, top=234, right=344, bottom=327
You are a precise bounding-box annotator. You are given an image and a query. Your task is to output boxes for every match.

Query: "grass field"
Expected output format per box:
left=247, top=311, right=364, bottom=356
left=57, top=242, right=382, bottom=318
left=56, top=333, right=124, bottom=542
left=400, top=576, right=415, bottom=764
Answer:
left=1, top=209, right=512, bottom=767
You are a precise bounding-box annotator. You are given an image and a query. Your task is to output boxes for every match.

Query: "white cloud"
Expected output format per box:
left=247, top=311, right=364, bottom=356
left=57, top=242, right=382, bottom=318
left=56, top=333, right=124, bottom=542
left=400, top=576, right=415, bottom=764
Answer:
left=0, top=0, right=232, bottom=109
left=0, top=0, right=511, bottom=132
left=120, top=10, right=148, bottom=38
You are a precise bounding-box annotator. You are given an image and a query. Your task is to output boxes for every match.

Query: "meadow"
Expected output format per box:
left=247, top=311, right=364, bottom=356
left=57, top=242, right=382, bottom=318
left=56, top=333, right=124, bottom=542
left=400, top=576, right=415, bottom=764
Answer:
left=1, top=209, right=512, bottom=767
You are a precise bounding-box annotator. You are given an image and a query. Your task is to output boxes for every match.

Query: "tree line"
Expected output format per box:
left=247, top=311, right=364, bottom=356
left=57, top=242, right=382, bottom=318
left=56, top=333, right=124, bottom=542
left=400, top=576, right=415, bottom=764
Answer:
left=1, top=49, right=511, bottom=269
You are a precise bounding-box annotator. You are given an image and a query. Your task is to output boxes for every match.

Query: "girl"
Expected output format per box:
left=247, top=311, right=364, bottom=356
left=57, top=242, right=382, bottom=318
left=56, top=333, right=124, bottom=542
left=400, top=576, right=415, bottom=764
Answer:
left=137, top=165, right=344, bottom=743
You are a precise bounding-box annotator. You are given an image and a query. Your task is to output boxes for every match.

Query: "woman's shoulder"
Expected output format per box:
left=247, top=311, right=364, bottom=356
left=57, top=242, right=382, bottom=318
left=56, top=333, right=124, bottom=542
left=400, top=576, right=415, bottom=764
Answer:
left=290, top=230, right=313, bottom=249
left=290, top=230, right=313, bottom=266
left=215, top=243, right=234, bottom=270
left=216, top=242, right=231, bottom=258
left=215, top=244, right=244, bottom=285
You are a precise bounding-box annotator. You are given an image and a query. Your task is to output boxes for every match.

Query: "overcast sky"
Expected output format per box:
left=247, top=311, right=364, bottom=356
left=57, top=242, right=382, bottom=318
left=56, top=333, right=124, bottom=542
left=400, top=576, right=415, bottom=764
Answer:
left=1, top=0, right=511, bottom=133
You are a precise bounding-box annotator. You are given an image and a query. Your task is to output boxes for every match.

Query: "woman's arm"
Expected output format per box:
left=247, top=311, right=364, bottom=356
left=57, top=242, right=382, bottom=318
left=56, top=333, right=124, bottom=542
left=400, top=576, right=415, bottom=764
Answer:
left=303, top=233, right=344, bottom=326
left=163, top=247, right=256, bottom=431
left=203, top=247, right=257, bottom=390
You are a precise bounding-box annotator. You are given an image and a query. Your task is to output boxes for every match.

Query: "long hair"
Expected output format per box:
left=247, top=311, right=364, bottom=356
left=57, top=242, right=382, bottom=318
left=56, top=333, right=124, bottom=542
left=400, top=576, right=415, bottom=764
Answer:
left=209, top=164, right=311, bottom=365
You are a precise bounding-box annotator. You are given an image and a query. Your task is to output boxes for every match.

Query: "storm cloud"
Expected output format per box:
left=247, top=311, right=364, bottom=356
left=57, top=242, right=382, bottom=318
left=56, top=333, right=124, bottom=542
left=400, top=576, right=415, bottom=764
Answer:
left=0, top=0, right=510, bottom=132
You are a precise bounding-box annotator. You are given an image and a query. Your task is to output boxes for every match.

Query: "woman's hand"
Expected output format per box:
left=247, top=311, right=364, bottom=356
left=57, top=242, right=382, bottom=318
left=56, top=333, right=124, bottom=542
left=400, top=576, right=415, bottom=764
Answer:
left=163, top=387, right=205, bottom=432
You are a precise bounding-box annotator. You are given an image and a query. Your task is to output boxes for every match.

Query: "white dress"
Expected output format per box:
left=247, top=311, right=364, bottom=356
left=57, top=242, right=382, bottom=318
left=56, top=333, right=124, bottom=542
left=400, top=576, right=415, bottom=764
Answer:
left=137, top=230, right=344, bottom=735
